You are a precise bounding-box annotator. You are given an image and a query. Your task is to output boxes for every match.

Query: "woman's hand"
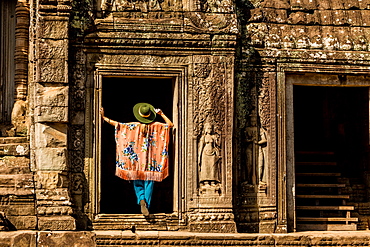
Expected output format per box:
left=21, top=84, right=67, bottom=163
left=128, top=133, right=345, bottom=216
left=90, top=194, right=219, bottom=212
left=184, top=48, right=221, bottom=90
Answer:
left=100, top=108, right=105, bottom=118
left=155, top=108, right=163, bottom=115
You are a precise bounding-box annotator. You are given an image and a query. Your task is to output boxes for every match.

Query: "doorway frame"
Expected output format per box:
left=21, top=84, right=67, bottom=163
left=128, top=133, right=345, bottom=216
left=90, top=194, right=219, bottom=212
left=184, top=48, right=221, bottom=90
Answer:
left=276, top=63, right=370, bottom=232
left=89, top=64, right=188, bottom=229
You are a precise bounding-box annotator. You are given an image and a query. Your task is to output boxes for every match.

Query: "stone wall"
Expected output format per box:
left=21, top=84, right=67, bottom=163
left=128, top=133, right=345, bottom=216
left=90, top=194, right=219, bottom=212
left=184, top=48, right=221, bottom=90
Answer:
left=234, top=0, right=370, bottom=233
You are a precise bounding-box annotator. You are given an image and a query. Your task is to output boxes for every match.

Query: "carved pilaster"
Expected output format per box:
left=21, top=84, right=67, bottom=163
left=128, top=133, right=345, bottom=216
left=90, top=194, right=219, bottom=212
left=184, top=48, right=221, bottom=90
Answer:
left=190, top=55, right=236, bottom=232
left=235, top=55, right=277, bottom=232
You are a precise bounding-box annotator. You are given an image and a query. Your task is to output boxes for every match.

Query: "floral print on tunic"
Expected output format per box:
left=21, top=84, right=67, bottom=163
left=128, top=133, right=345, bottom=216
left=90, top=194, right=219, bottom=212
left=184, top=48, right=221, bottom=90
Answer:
left=115, top=122, right=171, bottom=182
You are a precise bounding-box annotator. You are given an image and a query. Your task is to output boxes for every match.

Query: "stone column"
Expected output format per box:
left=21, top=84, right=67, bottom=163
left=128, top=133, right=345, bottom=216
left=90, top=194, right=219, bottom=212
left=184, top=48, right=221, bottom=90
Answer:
left=32, top=0, right=75, bottom=230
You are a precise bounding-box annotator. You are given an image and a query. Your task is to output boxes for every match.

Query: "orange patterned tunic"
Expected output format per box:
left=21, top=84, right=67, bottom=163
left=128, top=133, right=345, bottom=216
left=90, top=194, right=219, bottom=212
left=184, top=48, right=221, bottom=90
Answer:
left=115, top=122, right=171, bottom=182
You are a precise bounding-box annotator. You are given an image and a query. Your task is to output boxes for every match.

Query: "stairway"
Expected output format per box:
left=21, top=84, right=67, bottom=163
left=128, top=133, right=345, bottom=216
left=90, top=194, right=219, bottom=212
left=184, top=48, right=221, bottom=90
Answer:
left=295, top=151, right=358, bottom=231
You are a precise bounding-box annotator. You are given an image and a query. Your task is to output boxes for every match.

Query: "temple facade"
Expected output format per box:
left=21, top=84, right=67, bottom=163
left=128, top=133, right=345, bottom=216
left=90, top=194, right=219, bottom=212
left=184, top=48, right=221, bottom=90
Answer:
left=1, top=0, right=370, bottom=245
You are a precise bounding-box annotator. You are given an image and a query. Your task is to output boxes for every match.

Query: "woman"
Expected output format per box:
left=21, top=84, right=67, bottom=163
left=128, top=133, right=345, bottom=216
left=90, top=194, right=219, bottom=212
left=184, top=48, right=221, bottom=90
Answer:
left=100, top=103, right=173, bottom=216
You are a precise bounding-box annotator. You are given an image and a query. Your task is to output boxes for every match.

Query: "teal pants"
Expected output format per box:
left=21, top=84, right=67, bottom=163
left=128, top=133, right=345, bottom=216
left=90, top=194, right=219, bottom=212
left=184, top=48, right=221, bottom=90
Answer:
left=133, top=180, right=154, bottom=208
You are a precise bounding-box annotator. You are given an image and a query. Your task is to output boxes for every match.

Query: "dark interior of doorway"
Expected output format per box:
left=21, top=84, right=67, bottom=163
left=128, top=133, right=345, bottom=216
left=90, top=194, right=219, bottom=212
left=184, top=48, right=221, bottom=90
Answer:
left=294, top=85, right=369, bottom=230
left=294, top=86, right=369, bottom=176
left=100, top=77, right=174, bottom=214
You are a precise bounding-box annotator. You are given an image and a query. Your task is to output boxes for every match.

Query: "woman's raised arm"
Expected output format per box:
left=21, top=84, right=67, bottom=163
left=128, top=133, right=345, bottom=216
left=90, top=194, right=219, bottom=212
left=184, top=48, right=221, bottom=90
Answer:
left=100, top=108, right=119, bottom=126
left=155, top=109, right=174, bottom=128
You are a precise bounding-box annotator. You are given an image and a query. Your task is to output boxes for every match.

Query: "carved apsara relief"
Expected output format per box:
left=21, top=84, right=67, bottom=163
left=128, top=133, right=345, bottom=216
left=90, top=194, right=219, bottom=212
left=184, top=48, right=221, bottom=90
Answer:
left=243, top=75, right=270, bottom=191
left=193, top=55, right=227, bottom=195
left=198, top=122, right=221, bottom=186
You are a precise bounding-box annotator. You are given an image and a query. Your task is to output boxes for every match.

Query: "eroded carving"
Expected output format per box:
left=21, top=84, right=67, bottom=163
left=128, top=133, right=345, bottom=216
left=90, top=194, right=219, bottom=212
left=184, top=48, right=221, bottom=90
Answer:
left=185, top=13, right=238, bottom=33
left=245, top=113, right=258, bottom=185
left=101, top=0, right=183, bottom=13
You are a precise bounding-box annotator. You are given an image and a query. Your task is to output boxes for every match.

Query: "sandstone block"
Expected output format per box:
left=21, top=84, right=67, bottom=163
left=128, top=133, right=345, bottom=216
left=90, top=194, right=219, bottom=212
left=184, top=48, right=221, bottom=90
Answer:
left=35, top=123, right=67, bottom=148
left=0, top=174, right=34, bottom=196
left=0, top=204, right=35, bottom=216
left=37, top=59, right=67, bottom=83
left=37, top=216, right=76, bottom=231
left=0, top=175, right=15, bottom=189
left=36, top=171, right=69, bottom=189
left=12, top=232, right=36, bottom=247
left=39, top=20, right=68, bottom=39
left=7, top=215, right=37, bottom=230
left=35, top=148, right=68, bottom=171
left=36, top=188, right=70, bottom=201
left=38, top=231, right=95, bottom=246
left=36, top=84, right=68, bottom=106
left=38, top=39, right=67, bottom=59
left=35, top=106, right=68, bottom=122
left=0, top=156, right=31, bottom=174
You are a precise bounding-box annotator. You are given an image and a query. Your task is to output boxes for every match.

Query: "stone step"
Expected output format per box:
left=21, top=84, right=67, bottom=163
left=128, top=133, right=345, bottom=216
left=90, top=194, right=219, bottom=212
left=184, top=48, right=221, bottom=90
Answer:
left=296, top=195, right=350, bottom=199
left=297, top=217, right=358, bottom=222
left=0, top=143, right=29, bottom=156
left=296, top=173, right=341, bottom=176
left=296, top=183, right=346, bottom=187
left=296, top=205, right=354, bottom=210
left=296, top=151, right=335, bottom=155
left=0, top=137, right=28, bottom=144
left=296, top=162, right=337, bottom=166
left=297, top=223, right=357, bottom=231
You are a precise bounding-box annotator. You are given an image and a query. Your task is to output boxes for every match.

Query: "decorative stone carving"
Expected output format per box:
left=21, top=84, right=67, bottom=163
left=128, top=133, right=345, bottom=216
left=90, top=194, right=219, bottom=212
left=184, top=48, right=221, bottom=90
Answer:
left=185, top=13, right=237, bottom=33
left=101, top=0, right=183, bottom=13
left=257, top=127, right=267, bottom=185
left=198, top=122, right=221, bottom=186
left=201, top=0, right=234, bottom=13
left=188, top=209, right=235, bottom=232
left=245, top=113, right=258, bottom=185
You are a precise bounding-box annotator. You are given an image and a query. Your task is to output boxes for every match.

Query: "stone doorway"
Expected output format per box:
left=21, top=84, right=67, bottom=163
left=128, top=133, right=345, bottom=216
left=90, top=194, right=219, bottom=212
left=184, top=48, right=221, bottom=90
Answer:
left=100, top=77, right=174, bottom=214
left=293, top=85, right=370, bottom=231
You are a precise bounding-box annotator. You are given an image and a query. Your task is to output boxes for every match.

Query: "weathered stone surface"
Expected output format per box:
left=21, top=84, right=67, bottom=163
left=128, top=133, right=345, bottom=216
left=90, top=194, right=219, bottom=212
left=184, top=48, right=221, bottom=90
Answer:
left=34, top=148, right=68, bottom=171
left=38, top=39, right=68, bottom=60
left=38, top=216, right=76, bottom=230
left=36, top=85, right=68, bottom=106
left=7, top=216, right=37, bottom=230
left=12, top=232, right=36, bottom=247
left=35, top=106, right=68, bottom=123
left=0, top=204, right=35, bottom=217
left=36, top=59, right=67, bottom=83
left=0, top=156, right=31, bottom=174
left=0, top=174, right=34, bottom=196
left=38, top=231, right=95, bottom=247
left=35, top=84, right=68, bottom=122
left=35, top=123, right=67, bottom=148
left=0, top=143, right=29, bottom=156
left=39, top=20, right=68, bottom=39
left=36, top=171, right=69, bottom=189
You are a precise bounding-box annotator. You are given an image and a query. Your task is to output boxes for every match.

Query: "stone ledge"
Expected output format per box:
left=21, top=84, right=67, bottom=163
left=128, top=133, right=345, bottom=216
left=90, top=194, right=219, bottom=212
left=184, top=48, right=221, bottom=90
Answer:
left=0, top=143, right=29, bottom=156
left=0, top=230, right=370, bottom=246
left=0, top=137, right=28, bottom=144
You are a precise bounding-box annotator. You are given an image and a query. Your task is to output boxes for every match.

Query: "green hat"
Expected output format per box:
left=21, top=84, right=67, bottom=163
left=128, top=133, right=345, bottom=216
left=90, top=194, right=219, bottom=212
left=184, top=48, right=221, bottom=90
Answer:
left=133, top=103, right=156, bottom=124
